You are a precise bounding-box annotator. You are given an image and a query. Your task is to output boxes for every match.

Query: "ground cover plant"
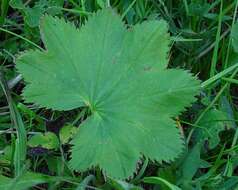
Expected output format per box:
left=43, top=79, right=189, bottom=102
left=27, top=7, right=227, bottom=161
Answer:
left=1, top=0, right=238, bottom=189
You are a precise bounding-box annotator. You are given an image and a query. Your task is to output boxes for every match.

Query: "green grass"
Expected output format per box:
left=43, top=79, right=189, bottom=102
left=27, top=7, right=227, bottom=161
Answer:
left=1, top=0, right=238, bottom=189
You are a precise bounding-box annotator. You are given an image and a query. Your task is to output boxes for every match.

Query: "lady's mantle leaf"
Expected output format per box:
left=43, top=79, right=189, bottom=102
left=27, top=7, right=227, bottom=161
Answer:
left=16, top=8, right=200, bottom=179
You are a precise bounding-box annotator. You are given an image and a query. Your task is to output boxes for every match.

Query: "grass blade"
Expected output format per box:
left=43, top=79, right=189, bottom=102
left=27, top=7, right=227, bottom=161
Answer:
left=0, top=70, right=27, bottom=177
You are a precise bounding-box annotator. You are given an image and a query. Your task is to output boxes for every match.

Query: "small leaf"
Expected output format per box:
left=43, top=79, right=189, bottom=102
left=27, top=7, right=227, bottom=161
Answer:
left=24, top=5, right=45, bottom=27
left=188, top=1, right=210, bottom=17
left=9, top=0, right=25, bottom=9
left=59, top=125, right=78, bottom=144
left=197, top=109, right=229, bottom=149
left=180, top=143, right=201, bottom=181
left=47, top=156, right=72, bottom=175
left=28, top=132, right=59, bottom=149
left=96, top=0, right=106, bottom=8
left=10, top=0, right=63, bottom=27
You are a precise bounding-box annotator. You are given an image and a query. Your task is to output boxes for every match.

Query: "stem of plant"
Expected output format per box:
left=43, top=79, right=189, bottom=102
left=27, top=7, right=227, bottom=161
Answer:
left=187, top=68, right=238, bottom=144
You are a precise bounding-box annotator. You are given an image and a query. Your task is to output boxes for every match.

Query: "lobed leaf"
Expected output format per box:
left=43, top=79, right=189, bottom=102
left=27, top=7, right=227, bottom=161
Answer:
left=16, top=8, right=200, bottom=179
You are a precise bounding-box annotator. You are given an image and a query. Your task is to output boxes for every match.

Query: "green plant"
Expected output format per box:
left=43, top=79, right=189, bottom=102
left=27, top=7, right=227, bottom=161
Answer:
left=2, top=0, right=238, bottom=189
left=9, top=0, right=64, bottom=27
left=16, top=8, right=200, bottom=179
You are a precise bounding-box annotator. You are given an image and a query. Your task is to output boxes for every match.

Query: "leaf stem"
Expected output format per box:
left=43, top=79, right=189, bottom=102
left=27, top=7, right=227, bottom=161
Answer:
left=0, top=27, right=43, bottom=51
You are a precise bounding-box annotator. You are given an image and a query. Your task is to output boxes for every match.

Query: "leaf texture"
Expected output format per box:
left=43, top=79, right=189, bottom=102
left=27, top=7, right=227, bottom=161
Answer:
left=16, top=8, right=200, bottom=179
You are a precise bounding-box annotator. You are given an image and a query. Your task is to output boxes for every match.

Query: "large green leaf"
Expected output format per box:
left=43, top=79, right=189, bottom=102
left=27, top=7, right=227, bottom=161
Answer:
left=16, top=8, right=200, bottom=178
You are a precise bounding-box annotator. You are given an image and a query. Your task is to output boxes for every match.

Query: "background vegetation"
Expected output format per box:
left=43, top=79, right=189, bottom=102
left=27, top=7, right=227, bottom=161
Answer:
left=1, top=0, right=238, bottom=189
